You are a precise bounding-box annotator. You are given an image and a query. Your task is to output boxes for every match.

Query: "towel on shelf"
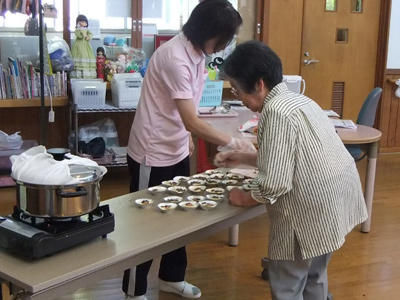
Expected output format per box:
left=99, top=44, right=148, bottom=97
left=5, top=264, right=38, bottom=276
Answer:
left=10, top=146, right=107, bottom=185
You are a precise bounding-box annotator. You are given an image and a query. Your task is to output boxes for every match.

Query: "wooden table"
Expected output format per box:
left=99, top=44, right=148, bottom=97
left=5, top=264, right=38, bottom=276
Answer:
left=0, top=189, right=266, bottom=299
left=336, top=125, right=382, bottom=232
left=202, top=108, right=382, bottom=233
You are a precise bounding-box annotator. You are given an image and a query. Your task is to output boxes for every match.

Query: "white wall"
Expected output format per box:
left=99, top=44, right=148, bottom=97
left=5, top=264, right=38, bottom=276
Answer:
left=387, top=0, right=400, bottom=69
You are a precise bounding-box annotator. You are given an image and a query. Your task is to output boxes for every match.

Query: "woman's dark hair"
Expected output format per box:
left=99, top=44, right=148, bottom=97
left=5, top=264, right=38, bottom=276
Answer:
left=182, top=0, right=242, bottom=52
left=223, top=40, right=283, bottom=92
left=76, top=14, right=88, bottom=27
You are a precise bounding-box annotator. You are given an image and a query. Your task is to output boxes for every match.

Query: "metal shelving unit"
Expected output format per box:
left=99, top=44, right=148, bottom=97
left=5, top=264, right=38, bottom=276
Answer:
left=72, top=102, right=136, bottom=167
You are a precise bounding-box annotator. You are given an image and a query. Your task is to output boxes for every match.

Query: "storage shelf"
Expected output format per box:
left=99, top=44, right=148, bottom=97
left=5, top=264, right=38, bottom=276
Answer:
left=0, top=97, right=69, bottom=108
left=76, top=101, right=136, bottom=113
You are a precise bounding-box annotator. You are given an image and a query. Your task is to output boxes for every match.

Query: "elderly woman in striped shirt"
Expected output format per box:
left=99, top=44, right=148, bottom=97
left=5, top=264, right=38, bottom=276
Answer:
left=215, top=41, right=367, bottom=300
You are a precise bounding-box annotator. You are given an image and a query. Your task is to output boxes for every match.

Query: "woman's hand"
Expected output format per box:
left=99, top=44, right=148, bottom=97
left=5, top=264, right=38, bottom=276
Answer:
left=229, top=188, right=259, bottom=207
left=214, top=151, right=257, bottom=168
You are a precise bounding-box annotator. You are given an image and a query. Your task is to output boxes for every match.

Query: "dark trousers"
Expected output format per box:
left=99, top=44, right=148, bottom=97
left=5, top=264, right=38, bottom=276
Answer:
left=122, top=155, right=190, bottom=296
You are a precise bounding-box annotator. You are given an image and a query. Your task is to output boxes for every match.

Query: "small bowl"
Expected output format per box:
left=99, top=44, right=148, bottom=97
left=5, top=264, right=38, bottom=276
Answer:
left=206, top=187, right=225, bottom=194
left=206, top=194, right=224, bottom=202
left=135, top=198, right=153, bottom=208
left=162, top=180, right=180, bottom=187
left=187, top=179, right=206, bottom=186
left=187, top=195, right=206, bottom=202
left=179, top=200, right=199, bottom=210
left=192, top=174, right=209, bottom=180
left=242, top=184, right=253, bottom=191
left=199, top=200, right=217, bottom=210
left=148, top=186, right=167, bottom=194
left=158, top=202, right=177, bottom=213
left=210, top=173, right=224, bottom=180
left=47, top=148, right=70, bottom=161
left=226, top=185, right=243, bottom=192
left=243, top=178, right=254, bottom=185
left=173, top=176, right=190, bottom=183
left=188, top=185, right=206, bottom=193
left=205, top=179, right=220, bottom=186
left=226, top=173, right=245, bottom=180
left=168, top=186, right=187, bottom=195
left=163, top=196, right=183, bottom=203
left=221, top=179, right=238, bottom=186
left=205, top=169, right=222, bottom=175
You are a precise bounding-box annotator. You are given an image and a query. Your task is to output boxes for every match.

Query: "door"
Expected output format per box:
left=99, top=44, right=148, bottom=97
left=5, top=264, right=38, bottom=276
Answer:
left=300, top=0, right=381, bottom=120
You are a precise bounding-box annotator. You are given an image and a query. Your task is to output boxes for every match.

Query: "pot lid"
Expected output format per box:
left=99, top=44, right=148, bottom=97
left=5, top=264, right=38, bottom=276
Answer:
left=69, top=164, right=104, bottom=183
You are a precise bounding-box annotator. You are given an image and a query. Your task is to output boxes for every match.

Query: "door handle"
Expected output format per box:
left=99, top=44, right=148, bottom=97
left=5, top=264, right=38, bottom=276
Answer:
left=304, top=59, right=320, bottom=65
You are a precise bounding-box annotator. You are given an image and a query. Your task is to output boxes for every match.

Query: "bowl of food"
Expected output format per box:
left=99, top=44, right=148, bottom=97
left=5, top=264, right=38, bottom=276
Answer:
left=206, top=187, right=225, bottom=194
left=158, top=202, right=177, bottom=213
left=168, top=186, right=187, bottom=195
left=226, top=185, right=243, bottom=192
left=162, top=180, right=180, bottom=187
left=188, top=185, right=206, bottom=193
left=163, top=196, right=183, bottom=203
left=205, top=169, right=222, bottom=175
left=173, top=176, right=190, bottom=183
left=226, top=173, right=244, bottom=181
left=192, top=174, right=209, bottom=180
left=206, top=194, right=224, bottom=202
left=243, top=178, right=254, bottom=185
left=187, top=179, right=206, bottom=186
left=199, top=200, right=217, bottom=210
left=134, top=198, right=154, bottom=208
left=242, top=184, right=253, bottom=191
left=187, top=195, right=206, bottom=202
left=205, top=178, right=220, bottom=187
left=210, top=173, right=224, bottom=180
left=221, top=179, right=238, bottom=186
left=179, top=200, right=199, bottom=210
left=148, top=186, right=167, bottom=194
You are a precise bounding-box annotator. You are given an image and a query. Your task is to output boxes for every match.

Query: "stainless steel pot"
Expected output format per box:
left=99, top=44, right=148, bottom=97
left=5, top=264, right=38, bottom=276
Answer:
left=13, top=165, right=105, bottom=218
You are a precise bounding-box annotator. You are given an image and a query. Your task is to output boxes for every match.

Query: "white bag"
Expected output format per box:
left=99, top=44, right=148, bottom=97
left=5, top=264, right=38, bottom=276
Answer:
left=0, top=130, right=23, bottom=150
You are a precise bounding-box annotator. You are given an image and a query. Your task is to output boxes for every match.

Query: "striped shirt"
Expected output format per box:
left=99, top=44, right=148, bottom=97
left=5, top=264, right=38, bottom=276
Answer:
left=251, top=83, right=368, bottom=260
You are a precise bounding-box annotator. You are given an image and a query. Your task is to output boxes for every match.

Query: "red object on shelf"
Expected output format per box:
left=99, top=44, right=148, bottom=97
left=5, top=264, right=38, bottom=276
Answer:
left=197, top=138, right=216, bottom=173
left=154, top=34, right=175, bottom=50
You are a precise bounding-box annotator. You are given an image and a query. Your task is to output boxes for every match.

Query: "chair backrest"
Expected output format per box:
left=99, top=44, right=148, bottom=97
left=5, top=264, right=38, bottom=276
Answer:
left=357, top=87, right=383, bottom=126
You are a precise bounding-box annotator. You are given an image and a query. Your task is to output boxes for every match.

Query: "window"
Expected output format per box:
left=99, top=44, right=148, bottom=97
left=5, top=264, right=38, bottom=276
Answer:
left=69, top=0, right=129, bottom=32
left=143, top=0, right=238, bottom=31
left=0, top=0, right=130, bottom=32
left=0, top=0, right=63, bottom=31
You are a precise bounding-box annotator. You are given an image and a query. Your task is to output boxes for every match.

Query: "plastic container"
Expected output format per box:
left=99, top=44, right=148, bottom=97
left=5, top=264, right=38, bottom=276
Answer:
left=111, top=73, right=143, bottom=108
left=283, top=75, right=305, bottom=94
left=71, top=79, right=106, bottom=108
left=199, top=80, right=223, bottom=107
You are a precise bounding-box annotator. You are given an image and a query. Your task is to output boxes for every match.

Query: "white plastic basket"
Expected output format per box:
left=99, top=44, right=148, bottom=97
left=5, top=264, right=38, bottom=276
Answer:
left=111, top=73, right=143, bottom=108
left=71, top=79, right=106, bottom=108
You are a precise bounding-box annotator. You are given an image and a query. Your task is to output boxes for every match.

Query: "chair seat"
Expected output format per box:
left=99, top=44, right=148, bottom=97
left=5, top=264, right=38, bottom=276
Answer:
left=346, top=145, right=364, bottom=161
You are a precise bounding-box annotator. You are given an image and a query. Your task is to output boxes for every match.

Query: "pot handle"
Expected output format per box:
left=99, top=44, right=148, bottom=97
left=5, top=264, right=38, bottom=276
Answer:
left=57, top=187, right=88, bottom=198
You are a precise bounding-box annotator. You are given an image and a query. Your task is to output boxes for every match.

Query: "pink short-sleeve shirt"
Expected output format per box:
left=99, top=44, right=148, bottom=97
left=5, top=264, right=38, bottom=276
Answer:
left=127, top=33, right=207, bottom=167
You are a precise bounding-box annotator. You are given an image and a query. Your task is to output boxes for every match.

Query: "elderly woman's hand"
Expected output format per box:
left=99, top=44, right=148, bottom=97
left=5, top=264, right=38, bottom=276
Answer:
left=214, top=151, right=258, bottom=168
left=229, top=188, right=259, bottom=207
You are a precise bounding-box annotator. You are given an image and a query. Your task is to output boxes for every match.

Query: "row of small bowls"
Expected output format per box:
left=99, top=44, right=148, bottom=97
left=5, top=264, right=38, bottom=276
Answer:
left=135, top=194, right=222, bottom=212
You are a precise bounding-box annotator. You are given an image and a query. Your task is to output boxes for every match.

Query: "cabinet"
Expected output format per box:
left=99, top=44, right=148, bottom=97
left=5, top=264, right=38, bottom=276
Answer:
left=71, top=102, right=135, bottom=167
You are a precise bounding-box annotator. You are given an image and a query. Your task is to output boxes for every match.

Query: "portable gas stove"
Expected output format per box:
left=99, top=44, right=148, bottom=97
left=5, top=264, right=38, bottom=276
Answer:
left=0, top=204, right=114, bottom=259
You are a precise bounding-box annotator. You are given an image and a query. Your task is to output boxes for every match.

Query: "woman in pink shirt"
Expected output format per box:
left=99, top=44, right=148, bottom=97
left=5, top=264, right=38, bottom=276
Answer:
left=123, top=1, right=254, bottom=299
